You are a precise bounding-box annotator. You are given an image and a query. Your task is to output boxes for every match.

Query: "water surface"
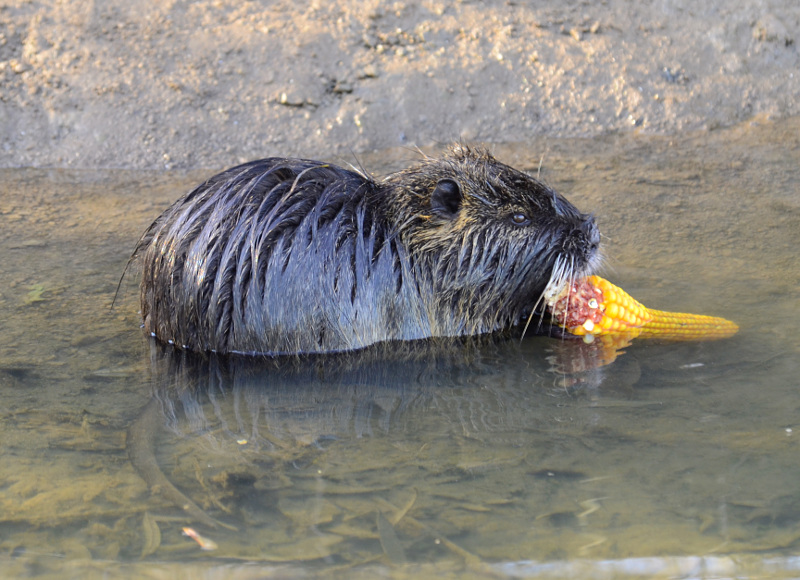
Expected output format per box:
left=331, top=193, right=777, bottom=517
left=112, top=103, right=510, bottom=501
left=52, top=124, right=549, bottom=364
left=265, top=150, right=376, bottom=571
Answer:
left=1, top=117, right=798, bottom=579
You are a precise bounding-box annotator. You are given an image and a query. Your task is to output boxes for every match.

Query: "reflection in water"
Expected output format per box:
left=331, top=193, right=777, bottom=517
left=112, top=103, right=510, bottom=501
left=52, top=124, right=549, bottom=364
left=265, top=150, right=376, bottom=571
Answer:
left=127, top=336, right=618, bottom=569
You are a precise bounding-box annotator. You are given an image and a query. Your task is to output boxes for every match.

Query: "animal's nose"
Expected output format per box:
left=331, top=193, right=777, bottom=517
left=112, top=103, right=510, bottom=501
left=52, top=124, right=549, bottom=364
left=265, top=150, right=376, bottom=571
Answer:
left=582, top=216, right=600, bottom=252
left=562, top=215, right=599, bottom=256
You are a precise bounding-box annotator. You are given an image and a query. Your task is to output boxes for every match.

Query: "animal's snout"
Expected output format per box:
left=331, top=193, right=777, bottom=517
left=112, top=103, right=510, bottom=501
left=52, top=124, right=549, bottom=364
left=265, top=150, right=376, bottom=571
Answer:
left=559, top=214, right=600, bottom=263
left=581, top=216, right=600, bottom=253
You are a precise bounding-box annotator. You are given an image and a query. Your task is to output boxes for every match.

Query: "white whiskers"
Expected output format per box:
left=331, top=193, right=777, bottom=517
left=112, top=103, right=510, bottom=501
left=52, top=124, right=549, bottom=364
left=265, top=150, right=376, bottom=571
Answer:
left=520, top=255, right=575, bottom=340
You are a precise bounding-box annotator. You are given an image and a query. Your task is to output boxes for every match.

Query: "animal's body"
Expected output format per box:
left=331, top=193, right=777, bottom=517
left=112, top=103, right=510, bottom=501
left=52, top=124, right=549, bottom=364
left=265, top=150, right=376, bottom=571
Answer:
left=135, top=145, right=599, bottom=355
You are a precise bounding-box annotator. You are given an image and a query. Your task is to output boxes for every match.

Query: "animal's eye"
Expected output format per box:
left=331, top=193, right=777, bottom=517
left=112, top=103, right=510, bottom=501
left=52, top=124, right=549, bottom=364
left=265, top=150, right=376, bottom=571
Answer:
left=510, top=212, right=530, bottom=226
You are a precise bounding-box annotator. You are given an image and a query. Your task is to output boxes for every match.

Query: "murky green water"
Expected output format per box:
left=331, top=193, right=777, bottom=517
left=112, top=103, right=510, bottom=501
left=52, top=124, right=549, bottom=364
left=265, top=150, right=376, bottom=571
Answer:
left=1, top=117, right=798, bottom=579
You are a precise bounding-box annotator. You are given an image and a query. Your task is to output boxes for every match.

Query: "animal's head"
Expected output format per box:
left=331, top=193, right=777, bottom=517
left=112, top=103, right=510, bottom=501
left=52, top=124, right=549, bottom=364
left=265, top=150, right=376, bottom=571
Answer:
left=384, top=145, right=601, bottom=330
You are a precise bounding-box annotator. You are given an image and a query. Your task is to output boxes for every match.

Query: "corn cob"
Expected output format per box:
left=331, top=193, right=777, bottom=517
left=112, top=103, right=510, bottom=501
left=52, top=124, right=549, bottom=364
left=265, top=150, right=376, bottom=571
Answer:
left=547, top=275, right=738, bottom=342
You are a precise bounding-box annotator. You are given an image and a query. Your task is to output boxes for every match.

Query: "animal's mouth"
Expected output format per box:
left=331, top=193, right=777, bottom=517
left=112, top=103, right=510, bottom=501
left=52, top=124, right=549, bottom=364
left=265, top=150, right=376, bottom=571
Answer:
left=542, top=276, right=569, bottom=307
left=541, top=254, right=585, bottom=308
left=519, top=213, right=601, bottom=338
left=520, top=249, right=600, bottom=339
left=540, top=217, right=602, bottom=306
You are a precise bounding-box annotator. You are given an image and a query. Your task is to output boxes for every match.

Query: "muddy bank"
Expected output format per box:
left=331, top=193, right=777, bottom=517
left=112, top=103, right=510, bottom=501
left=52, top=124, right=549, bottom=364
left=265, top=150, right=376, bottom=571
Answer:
left=1, top=0, right=798, bottom=170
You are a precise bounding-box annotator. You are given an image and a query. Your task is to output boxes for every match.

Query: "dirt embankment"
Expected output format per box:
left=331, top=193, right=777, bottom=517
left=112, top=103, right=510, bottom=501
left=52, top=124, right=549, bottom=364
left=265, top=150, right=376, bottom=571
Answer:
left=1, top=0, right=797, bottom=170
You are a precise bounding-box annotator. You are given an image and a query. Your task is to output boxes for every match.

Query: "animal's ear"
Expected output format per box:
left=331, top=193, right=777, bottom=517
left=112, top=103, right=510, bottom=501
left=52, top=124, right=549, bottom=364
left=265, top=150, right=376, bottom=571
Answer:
left=430, top=179, right=462, bottom=218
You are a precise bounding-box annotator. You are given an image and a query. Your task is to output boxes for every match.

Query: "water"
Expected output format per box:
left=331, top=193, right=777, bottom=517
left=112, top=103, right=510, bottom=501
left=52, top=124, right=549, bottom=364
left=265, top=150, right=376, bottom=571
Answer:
left=0, top=117, right=798, bottom=579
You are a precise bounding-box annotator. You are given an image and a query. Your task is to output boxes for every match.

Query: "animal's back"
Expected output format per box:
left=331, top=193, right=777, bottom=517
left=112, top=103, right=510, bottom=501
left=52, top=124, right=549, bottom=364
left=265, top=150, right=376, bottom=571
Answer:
left=138, top=158, right=428, bottom=354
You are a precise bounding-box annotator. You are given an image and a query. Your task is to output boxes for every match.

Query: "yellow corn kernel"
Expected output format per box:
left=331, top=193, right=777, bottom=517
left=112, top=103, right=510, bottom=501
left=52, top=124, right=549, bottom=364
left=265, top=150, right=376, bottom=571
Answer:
left=639, top=308, right=740, bottom=341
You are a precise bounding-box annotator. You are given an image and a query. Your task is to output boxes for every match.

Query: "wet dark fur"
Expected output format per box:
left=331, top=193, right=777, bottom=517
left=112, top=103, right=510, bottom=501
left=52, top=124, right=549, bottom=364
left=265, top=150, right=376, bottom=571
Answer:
left=134, top=145, right=600, bottom=355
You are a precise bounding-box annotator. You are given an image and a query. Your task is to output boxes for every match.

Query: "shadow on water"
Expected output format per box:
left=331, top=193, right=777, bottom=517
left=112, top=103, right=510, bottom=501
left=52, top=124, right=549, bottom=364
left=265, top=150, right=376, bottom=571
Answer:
left=1, top=117, right=799, bottom=578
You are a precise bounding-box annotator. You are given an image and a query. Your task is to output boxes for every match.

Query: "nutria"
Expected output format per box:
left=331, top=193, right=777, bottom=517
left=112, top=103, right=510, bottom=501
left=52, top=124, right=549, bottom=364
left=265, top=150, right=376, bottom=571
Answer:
left=133, top=144, right=600, bottom=355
